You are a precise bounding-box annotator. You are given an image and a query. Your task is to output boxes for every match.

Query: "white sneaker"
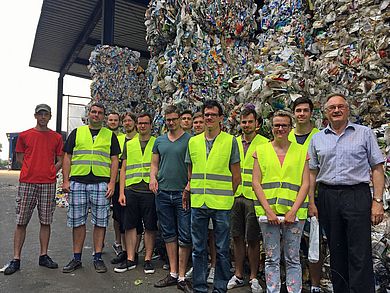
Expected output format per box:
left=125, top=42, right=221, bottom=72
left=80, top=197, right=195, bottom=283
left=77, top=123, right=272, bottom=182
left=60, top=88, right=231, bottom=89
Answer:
left=185, top=267, right=193, bottom=279
left=250, top=278, right=263, bottom=293
left=227, top=275, right=244, bottom=289
left=207, top=267, right=215, bottom=284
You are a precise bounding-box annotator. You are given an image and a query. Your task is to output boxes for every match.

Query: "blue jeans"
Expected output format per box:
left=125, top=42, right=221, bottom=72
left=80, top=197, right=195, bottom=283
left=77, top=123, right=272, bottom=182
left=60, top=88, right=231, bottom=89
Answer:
left=191, top=208, right=231, bottom=293
left=260, top=221, right=304, bottom=293
left=155, top=190, right=191, bottom=246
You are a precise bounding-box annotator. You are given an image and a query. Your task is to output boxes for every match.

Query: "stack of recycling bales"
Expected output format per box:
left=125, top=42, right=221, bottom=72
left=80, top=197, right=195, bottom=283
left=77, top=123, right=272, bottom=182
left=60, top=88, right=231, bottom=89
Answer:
left=303, top=0, right=390, bottom=127
left=88, top=44, right=151, bottom=115
left=145, top=0, right=261, bottom=134
left=145, top=0, right=389, bottom=131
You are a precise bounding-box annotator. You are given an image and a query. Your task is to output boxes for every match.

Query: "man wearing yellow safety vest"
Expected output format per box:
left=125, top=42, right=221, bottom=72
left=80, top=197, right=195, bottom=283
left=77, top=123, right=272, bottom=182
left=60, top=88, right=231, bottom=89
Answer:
left=185, top=100, right=241, bottom=293
left=110, top=112, right=141, bottom=266
left=227, top=107, right=268, bottom=293
left=106, top=112, right=126, bottom=259
left=288, top=97, right=321, bottom=293
left=252, top=110, right=310, bottom=293
left=113, top=112, right=158, bottom=275
left=62, top=103, right=120, bottom=274
left=288, top=97, right=319, bottom=149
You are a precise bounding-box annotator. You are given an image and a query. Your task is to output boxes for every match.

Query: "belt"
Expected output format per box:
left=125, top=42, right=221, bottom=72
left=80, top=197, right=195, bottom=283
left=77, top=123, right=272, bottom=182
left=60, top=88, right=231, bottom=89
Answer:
left=319, top=182, right=369, bottom=190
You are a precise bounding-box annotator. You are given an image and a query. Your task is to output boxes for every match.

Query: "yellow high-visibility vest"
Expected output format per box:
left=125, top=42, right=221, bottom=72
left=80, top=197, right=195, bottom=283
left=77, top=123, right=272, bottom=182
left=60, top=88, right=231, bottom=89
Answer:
left=71, top=125, right=112, bottom=177
left=115, top=133, right=126, bottom=182
left=116, top=133, right=126, bottom=156
left=254, top=141, right=308, bottom=219
left=235, top=135, right=268, bottom=200
left=189, top=132, right=234, bottom=210
left=288, top=128, right=319, bottom=151
left=125, top=136, right=156, bottom=186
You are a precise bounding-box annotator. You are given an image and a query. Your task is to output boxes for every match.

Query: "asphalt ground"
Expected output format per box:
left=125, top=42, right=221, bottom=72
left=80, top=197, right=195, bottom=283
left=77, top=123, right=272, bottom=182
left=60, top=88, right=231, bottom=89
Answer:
left=0, top=170, right=253, bottom=293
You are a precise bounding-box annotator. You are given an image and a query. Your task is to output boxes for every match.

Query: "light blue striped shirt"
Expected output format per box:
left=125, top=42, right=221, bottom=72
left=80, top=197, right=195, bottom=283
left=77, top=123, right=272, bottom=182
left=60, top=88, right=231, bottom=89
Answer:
left=308, top=121, right=384, bottom=185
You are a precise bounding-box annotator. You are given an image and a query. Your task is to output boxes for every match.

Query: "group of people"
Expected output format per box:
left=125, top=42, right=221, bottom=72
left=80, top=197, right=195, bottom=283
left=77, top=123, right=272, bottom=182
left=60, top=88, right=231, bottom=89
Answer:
left=4, top=94, right=385, bottom=293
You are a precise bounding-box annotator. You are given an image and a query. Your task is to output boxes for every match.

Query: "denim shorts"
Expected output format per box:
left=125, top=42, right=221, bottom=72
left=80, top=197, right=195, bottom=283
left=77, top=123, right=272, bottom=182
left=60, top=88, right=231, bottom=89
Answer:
left=155, top=190, right=191, bottom=246
left=67, top=181, right=110, bottom=228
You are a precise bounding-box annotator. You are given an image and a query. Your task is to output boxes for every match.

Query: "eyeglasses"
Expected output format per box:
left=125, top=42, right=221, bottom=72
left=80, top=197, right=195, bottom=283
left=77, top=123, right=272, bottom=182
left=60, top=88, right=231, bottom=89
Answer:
left=204, top=113, right=219, bottom=118
left=165, top=117, right=179, bottom=123
left=137, top=122, right=150, bottom=125
left=273, top=124, right=291, bottom=129
left=326, top=104, right=347, bottom=112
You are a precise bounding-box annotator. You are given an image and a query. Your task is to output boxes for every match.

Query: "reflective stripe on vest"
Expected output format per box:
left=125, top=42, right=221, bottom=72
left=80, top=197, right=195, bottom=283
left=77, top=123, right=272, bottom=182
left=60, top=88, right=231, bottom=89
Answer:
left=73, top=150, right=110, bottom=158
left=191, top=173, right=232, bottom=182
left=72, top=160, right=110, bottom=167
left=261, top=182, right=300, bottom=192
left=125, top=136, right=156, bottom=186
left=189, top=132, right=234, bottom=210
left=235, top=135, right=268, bottom=200
left=254, top=198, right=308, bottom=208
left=254, top=141, right=308, bottom=219
left=71, top=126, right=112, bottom=177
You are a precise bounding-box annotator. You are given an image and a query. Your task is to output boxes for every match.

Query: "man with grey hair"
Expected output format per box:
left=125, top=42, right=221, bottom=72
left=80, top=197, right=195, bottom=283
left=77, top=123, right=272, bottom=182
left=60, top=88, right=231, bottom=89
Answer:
left=308, top=93, right=385, bottom=293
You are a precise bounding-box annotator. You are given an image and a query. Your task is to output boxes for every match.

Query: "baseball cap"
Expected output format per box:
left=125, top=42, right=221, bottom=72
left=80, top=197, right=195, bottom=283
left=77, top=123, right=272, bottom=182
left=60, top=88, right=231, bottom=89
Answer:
left=35, top=104, right=51, bottom=113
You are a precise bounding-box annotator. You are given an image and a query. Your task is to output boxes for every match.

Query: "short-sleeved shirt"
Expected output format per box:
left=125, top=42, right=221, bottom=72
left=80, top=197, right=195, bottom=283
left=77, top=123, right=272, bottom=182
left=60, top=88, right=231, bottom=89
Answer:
left=152, top=132, right=191, bottom=191
left=122, top=138, right=151, bottom=193
left=308, top=121, right=384, bottom=185
left=16, top=128, right=63, bottom=183
left=63, top=127, right=121, bottom=184
left=185, top=134, right=240, bottom=165
left=294, top=133, right=311, bottom=145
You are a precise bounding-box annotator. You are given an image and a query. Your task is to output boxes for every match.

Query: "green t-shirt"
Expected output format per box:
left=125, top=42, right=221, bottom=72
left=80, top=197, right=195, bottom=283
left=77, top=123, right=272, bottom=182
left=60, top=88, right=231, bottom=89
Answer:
left=152, top=132, right=191, bottom=191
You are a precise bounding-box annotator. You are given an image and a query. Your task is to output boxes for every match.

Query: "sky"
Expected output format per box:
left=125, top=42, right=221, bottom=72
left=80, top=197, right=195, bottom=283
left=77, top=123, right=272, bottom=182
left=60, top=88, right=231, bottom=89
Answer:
left=0, top=1, right=91, bottom=160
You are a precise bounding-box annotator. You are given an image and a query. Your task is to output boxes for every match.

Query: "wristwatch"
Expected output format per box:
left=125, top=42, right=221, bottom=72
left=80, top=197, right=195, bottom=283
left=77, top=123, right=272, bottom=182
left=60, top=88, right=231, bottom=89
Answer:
left=373, top=198, right=383, bottom=203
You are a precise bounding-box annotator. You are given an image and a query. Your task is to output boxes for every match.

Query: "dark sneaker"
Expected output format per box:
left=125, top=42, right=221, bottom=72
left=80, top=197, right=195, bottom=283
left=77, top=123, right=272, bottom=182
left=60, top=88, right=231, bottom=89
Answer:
left=93, top=258, right=107, bottom=273
left=177, top=279, right=193, bottom=293
left=114, top=259, right=137, bottom=273
left=111, top=251, right=127, bottom=264
left=4, top=259, right=20, bottom=275
left=154, top=274, right=178, bottom=287
left=62, top=259, right=82, bottom=273
left=162, top=262, right=170, bottom=270
left=39, top=255, right=58, bottom=269
left=112, top=242, right=123, bottom=256
left=143, top=260, right=155, bottom=274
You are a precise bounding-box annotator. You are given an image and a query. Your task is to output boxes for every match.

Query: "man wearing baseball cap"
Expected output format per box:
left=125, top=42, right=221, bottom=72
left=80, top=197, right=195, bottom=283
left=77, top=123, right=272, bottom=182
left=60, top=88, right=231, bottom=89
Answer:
left=4, top=103, right=64, bottom=275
